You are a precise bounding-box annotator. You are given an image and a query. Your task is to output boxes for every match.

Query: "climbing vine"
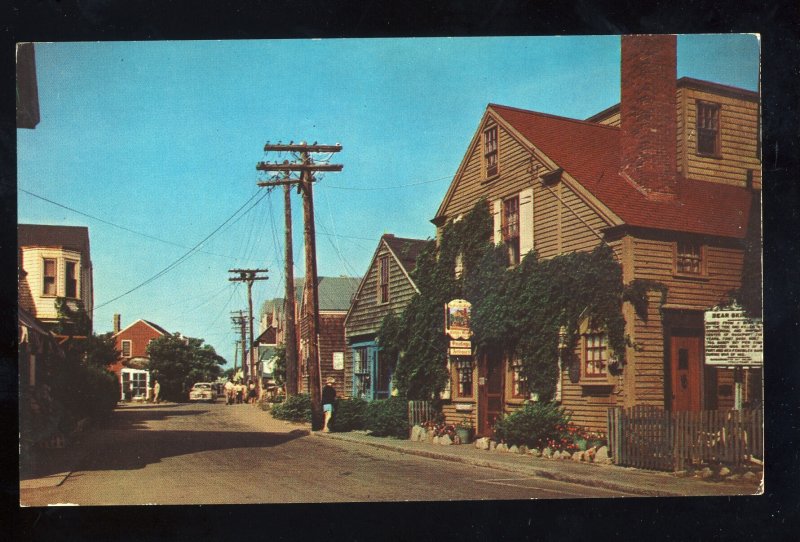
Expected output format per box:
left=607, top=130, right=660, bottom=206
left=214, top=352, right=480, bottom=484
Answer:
left=378, top=200, right=665, bottom=402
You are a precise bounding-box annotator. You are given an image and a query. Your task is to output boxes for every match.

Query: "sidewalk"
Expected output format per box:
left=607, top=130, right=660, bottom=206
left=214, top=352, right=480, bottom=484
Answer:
left=314, top=430, right=763, bottom=498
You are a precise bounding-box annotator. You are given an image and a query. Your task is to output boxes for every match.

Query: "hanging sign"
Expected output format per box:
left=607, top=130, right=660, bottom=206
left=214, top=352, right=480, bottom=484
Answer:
left=704, top=309, right=763, bottom=366
left=449, top=348, right=473, bottom=356
left=445, top=299, right=473, bottom=340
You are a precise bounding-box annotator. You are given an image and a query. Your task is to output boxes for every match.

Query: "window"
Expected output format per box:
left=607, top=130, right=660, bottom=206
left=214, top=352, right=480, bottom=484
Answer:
left=375, top=350, right=392, bottom=400
left=510, top=358, right=527, bottom=398
left=454, top=358, right=473, bottom=397
left=378, top=255, right=390, bottom=303
left=676, top=241, right=703, bottom=275
left=121, top=340, right=132, bottom=358
left=696, top=101, right=720, bottom=156
left=584, top=333, right=607, bottom=377
left=454, top=252, right=464, bottom=279
left=43, top=258, right=57, bottom=295
left=484, top=126, right=498, bottom=177
left=502, top=196, right=520, bottom=265
left=65, top=261, right=78, bottom=298
left=353, top=347, right=370, bottom=398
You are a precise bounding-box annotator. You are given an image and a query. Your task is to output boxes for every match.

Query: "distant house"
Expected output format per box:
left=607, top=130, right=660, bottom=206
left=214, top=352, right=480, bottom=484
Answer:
left=109, top=315, right=169, bottom=400
left=18, top=224, right=94, bottom=333
left=344, top=234, right=429, bottom=400
left=297, top=276, right=361, bottom=399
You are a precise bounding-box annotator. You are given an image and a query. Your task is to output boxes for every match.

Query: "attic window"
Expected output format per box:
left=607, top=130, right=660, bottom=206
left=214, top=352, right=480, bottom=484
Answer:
left=378, top=255, right=390, bottom=304
left=121, top=340, right=132, bottom=358
left=484, top=126, right=498, bottom=178
left=696, top=101, right=721, bottom=157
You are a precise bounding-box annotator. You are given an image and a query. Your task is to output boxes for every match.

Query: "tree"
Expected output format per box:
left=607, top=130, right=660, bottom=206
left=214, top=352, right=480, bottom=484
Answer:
left=52, top=297, right=92, bottom=336
left=272, top=344, right=287, bottom=387
left=147, top=335, right=226, bottom=401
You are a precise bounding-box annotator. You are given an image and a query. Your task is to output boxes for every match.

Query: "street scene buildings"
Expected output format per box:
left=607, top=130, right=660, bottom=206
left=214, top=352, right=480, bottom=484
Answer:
left=17, top=35, right=763, bottom=505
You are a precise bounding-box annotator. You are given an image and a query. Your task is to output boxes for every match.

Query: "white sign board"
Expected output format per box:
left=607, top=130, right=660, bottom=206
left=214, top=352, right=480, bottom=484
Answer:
left=332, top=352, right=344, bottom=371
left=704, top=310, right=763, bottom=366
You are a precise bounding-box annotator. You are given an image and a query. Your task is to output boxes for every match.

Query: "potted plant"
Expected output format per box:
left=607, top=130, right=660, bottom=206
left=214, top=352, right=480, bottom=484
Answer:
left=456, top=417, right=474, bottom=444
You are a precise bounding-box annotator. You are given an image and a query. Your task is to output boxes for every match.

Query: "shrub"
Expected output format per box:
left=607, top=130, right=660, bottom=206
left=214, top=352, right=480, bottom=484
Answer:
left=270, top=393, right=311, bottom=423
left=329, top=397, right=368, bottom=432
left=492, top=401, right=571, bottom=449
left=364, top=397, right=409, bottom=438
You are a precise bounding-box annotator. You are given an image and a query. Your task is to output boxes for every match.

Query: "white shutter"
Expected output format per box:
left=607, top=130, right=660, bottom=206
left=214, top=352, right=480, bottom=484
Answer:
left=519, top=188, right=534, bottom=257
left=493, top=199, right=502, bottom=245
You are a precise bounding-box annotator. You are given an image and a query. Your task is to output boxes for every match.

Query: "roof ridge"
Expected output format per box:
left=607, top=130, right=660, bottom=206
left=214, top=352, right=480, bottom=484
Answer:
left=488, top=103, right=620, bottom=132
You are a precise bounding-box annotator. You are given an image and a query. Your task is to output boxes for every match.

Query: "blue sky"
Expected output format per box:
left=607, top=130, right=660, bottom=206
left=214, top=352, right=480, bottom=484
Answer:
left=17, top=35, right=759, bottom=366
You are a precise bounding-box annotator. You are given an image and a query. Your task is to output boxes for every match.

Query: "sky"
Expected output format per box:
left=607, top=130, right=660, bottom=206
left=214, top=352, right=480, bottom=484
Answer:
left=17, top=35, right=760, bottom=367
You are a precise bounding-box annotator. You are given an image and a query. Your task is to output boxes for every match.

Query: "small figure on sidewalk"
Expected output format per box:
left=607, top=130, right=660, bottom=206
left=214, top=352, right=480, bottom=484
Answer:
left=152, top=380, right=160, bottom=404
left=322, top=377, right=336, bottom=432
left=235, top=381, right=244, bottom=404
left=224, top=379, right=235, bottom=405
left=248, top=380, right=257, bottom=404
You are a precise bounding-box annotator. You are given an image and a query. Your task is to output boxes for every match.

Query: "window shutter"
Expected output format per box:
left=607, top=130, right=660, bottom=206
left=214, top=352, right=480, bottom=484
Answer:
left=493, top=199, right=502, bottom=245
left=519, top=188, right=534, bottom=257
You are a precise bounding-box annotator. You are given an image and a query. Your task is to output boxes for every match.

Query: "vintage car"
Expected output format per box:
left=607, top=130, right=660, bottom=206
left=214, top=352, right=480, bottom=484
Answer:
left=188, top=382, right=215, bottom=403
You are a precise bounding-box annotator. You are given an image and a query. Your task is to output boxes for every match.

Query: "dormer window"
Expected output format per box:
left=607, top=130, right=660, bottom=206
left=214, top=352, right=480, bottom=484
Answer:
left=484, top=126, right=498, bottom=178
left=696, top=101, right=721, bottom=157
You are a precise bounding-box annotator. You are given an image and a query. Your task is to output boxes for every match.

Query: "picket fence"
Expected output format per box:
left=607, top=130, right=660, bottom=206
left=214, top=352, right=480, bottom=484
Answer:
left=607, top=405, right=763, bottom=471
left=408, top=400, right=436, bottom=428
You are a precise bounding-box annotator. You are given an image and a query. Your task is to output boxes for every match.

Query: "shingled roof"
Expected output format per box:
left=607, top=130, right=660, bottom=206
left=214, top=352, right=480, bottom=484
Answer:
left=382, top=234, right=430, bottom=275
left=486, top=103, right=753, bottom=239
left=18, top=224, right=92, bottom=260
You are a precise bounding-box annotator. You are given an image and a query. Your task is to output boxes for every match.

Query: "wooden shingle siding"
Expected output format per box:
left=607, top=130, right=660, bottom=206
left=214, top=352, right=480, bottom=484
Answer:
left=679, top=87, right=761, bottom=189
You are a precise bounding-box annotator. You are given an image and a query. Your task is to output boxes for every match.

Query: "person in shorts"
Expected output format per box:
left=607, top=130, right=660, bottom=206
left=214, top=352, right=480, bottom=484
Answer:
left=322, top=377, right=336, bottom=432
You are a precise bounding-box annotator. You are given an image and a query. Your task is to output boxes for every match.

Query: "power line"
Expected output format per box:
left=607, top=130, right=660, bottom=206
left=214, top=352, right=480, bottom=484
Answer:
left=321, top=174, right=452, bottom=191
left=93, top=190, right=265, bottom=311
left=19, top=187, right=246, bottom=261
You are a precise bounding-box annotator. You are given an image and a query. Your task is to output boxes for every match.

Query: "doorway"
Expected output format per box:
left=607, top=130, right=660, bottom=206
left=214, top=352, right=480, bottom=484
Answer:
left=478, top=349, right=504, bottom=436
left=669, top=329, right=703, bottom=411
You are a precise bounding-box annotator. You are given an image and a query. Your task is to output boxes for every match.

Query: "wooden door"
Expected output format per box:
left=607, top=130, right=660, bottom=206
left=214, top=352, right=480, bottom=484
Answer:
left=670, top=333, right=702, bottom=411
left=478, top=350, right=504, bottom=436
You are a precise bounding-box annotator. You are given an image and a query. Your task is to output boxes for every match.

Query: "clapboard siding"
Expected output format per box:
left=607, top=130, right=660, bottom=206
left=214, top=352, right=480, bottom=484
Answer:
left=679, top=86, right=761, bottom=189
left=20, top=247, right=87, bottom=323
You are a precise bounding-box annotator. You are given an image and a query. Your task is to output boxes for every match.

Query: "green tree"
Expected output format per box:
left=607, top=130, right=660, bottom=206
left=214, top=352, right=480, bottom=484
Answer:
left=147, top=335, right=226, bottom=401
left=52, top=297, right=92, bottom=336
left=272, top=344, right=287, bottom=386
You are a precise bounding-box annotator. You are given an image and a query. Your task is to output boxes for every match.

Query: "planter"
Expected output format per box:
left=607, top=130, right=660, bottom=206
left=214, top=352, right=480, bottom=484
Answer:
left=455, top=428, right=472, bottom=444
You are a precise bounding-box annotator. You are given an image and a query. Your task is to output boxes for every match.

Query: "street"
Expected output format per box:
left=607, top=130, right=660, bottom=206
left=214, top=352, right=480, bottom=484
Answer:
left=20, top=401, right=635, bottom=505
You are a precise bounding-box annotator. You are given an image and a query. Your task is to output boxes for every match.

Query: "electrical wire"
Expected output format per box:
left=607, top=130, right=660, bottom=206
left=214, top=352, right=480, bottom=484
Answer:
left=93, top=189, right=264, bottom=311
left=322, top=174, right=452, bottom=191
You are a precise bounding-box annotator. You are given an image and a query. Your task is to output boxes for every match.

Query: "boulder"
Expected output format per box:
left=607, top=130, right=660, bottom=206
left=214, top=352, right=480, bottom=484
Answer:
left=518, top=445, right=528, bottom=455
left=496, top=443, right=508, bottom=453
left=719, top=466, right=731, bottom=477
left=727, top=474, right=741, bottom=482
left=427, top=429, right=435, bottom=442
left=410, top=425, right=424, bottom=441
left=551, top=451, right=562, bottom=460
left=432, top=436, right=440, bottom=445
left=699, top=467, right=714, bottom=479
left=509, top=445, right=519, bottom=454
left=595, top=446, right=610, bottom=463
left=743, top=471, right=758, bottom=481
left=440, top=434, right=452, bottom=446
left=475, top=437, right=490, bottom=450
left=571, top=451, right=584, bottom=462
left=542, top=447, right=553, bottom=458
left=489, top=440, right=497, bottom=451
left=531, top=448, right=542, bottom=457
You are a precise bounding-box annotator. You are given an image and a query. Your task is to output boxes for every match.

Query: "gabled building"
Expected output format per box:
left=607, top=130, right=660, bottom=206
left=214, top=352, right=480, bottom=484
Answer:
left=297, top=276, right=361, bottom=398
left=432, top=35, right=761, bottom=435
left=18, top=224, right=94, bottom=333
left=344, top=234, right=429, bottom=400
left=109, top=315, right=169, bottom=400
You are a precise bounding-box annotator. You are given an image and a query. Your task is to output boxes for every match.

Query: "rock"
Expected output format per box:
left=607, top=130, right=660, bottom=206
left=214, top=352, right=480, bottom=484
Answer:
left=595, top=446, right=610, bottom=462
left=743, top=471, right=757, bottom=481
left=496, top=443, right=508, bottom=453
left=542, top=447, right=553, bottom=458
left=410, top=425, right=423, bottom=441
left=719, top=466, right=731, bottom=477
left=699, top=467, right=714, bottom=479
left=585, top=447, right=597, bottom=462
left=475, top=437, right=490, bottom=450
left=440, top=434, right=452, bottom=445
left=427, top=429, right=435, bottom=442
left=572, top=451, right=584, bottom=462
left=509, top=445, right=519, bottom=454
left=432, top=436, right=440, bottom=445
left=518, top=445, right=528, bottom=455
left=489, top=440, right=497, bottom=451
left=674, top=470, right=691, bottom=478
left=727, top=474, right=741, bottom=482
left=531, top=448, right=542, bottom=457
left=552, top=451, right=562, bottom=460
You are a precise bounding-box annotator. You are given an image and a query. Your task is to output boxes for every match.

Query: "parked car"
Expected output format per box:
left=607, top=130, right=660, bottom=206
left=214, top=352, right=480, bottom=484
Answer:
left=189, top=382, right=215, bottom=403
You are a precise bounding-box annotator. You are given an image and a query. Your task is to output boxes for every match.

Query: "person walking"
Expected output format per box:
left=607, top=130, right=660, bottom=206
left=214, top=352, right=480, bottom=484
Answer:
left=235, top=381, right=244, bottom=404
left=322, top=377, right=336, bottom=432
left=152, top=380, right=160, bottom=404
left=224, top=379, right=235, bottom=405
left=248, top=380, right=257, bottom=404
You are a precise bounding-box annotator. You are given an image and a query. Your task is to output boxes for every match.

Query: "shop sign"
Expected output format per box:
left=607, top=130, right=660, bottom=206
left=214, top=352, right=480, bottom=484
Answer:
left=445, top=299, right=472, bottom=340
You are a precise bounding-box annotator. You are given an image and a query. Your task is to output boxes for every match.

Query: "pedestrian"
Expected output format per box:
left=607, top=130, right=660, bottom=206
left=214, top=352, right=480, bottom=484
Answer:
left=248, top=380, right=257, bottom=404
left=322, top=377, right=336, bottom=432
left=235, top=381, right=244, bottom=404
left=224, top=379, right=235, bottom=405
left=152, top=380, right=160, bottom=404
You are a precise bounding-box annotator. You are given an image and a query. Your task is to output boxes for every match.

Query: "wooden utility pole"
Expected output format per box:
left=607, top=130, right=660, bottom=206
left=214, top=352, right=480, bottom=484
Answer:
left=229, top=269, right=269, bottom=388
left=231, top=311, right=247, bottom=381
left=257, top=142, right=342, bottom=430
left=283, top=182, right=299, bottom=396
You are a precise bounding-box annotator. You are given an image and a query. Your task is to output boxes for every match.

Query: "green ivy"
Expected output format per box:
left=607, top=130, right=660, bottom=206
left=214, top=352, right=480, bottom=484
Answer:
left=378, top=200, right=665, bottom=402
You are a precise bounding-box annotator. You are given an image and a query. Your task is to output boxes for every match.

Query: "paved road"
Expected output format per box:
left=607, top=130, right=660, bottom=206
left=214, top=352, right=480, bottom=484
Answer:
left=20, top=401, right=635, bottom=505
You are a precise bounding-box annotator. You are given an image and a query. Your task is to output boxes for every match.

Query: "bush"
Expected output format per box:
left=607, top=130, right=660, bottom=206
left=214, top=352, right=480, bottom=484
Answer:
left=51, top=359, right=119, bottom=431
left=270, top=393, right=311, bottom=423
left=492, top=401, right=571, bottom=449
left=329, top=397, right=368, bottom=432
left=364, top=397, right=409, bottom=438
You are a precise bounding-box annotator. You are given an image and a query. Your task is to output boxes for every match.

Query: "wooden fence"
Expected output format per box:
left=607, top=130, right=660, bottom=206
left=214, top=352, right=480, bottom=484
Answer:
left=408, top=400, right=437, bottom=428
left=607, top=406, right=763, bottom=471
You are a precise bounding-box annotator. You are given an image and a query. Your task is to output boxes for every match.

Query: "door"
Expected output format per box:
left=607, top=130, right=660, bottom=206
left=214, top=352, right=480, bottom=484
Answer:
left=478, top=350, right=504, bottom=436
left=670, top=332, right=702, bottom=411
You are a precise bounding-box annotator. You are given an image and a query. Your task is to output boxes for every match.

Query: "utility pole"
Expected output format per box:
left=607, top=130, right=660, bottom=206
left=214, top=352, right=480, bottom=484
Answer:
left=229, top=269, right=269, bottom=389
left=283, top=181, right=299, bottom=396
left=231, top=311, right=247, bottom=382
left=257, top=142, right=342, bottom=430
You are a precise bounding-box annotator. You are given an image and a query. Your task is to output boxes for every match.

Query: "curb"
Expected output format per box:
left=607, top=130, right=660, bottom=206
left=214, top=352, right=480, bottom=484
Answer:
left=313, top=432, right=683, bottom=497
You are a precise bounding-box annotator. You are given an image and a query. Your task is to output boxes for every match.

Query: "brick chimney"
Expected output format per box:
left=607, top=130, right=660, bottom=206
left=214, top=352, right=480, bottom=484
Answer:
left=620, top=34, right=678, bottom=201
left=113, top=313, right=121, bottom=333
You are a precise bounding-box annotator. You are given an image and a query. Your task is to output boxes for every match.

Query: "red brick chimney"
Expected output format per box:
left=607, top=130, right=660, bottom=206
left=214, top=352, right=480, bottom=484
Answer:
left=113, top=313, right=121, bottom=333
left=620, top=34, right=678, bottom=201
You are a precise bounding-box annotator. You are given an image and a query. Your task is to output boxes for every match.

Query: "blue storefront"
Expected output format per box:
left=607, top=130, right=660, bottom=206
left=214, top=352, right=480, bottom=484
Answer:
left=351, top=340, right=393, bottom=400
